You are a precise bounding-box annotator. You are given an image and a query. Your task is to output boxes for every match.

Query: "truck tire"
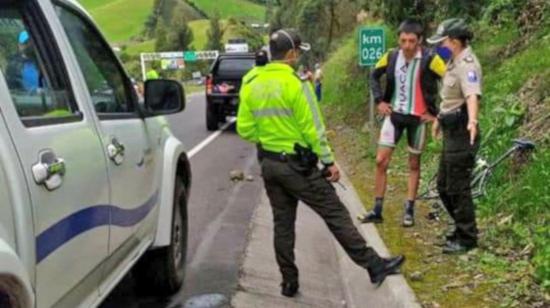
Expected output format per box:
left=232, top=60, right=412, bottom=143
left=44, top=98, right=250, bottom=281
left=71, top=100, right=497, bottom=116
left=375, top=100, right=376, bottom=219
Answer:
left=133, top=176, right=188, bottom=296
left=206, top=103, right=219, bottom=131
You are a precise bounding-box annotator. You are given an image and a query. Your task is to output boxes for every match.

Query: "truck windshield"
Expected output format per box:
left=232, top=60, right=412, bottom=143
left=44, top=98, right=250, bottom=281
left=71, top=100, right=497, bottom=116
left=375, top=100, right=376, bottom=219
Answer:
left=217, top=58, right=255, bottom=77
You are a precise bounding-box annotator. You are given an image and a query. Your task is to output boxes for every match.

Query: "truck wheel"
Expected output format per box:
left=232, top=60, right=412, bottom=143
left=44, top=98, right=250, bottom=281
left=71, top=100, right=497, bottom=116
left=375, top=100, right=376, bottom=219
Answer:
left=206, top=104, right=219, bottom=131
left=133, top=176, right=188, bottom=296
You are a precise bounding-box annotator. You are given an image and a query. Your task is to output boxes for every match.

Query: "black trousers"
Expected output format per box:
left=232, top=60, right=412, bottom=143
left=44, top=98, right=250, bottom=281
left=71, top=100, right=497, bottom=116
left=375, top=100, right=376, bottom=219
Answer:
left=260, top=157, right=384, bottom=283
left=437, top=122, right=480, bottom=247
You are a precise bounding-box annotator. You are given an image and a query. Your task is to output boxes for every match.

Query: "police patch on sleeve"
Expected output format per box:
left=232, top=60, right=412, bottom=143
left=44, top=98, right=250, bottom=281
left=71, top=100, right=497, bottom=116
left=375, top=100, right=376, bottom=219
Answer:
left=467, top=71, right=478, bottom=83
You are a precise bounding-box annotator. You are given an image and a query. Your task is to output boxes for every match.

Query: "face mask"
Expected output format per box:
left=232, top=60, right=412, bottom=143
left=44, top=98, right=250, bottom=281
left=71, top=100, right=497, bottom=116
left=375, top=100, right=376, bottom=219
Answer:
left=436, top=46, right=452, bottom=62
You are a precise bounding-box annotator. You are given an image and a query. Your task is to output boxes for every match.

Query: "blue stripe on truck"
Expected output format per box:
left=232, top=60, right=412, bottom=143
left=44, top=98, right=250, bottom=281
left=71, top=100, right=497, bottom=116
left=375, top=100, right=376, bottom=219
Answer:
left=35, top=191, right=159, bottom=263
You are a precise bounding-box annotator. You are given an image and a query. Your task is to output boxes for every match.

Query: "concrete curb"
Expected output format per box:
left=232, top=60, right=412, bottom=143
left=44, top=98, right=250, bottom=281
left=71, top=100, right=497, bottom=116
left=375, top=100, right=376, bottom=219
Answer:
left=334, top=164, right=422, bottom=308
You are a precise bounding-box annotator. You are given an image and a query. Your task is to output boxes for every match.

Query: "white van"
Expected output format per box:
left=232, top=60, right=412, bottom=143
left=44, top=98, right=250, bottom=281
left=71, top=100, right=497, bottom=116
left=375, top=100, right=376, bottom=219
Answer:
left=0, top=0, right=191, bottom=307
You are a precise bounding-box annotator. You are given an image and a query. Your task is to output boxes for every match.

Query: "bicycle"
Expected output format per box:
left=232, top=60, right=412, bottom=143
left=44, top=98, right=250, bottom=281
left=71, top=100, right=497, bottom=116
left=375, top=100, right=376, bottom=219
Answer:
left=417, top=139, right=536, bottom=220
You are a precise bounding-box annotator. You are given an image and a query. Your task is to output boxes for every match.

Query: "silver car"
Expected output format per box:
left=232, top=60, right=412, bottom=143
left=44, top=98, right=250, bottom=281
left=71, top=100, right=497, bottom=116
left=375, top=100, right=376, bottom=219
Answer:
left=0, top=1, right=191, bottom=307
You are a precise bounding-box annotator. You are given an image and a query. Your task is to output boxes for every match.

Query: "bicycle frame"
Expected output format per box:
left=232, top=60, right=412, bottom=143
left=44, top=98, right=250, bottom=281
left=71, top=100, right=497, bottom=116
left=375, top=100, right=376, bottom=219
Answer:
left=418, top=144, right=524, bottom=201
left=488, top=145, right=520, bottom=169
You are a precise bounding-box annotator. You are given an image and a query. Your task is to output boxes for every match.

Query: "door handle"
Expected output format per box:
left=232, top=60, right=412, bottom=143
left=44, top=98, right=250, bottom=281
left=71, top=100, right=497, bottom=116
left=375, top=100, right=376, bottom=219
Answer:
left=32, top=150, right=66, bottom=191
left=107, top=137, right=125, bottom=165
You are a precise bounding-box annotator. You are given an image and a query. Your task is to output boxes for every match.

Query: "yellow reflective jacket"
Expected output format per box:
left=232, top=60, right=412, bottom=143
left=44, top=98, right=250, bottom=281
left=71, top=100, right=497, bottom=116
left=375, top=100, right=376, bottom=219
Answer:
left=237, top=63, right=334, bottom=164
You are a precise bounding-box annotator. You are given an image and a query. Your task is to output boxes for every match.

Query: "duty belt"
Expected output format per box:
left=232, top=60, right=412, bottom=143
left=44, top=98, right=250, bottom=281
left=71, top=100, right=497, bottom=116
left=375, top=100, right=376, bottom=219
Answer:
left=438, top=104, right=468, bottom=128
left=257, top=148, right=299, bottom=163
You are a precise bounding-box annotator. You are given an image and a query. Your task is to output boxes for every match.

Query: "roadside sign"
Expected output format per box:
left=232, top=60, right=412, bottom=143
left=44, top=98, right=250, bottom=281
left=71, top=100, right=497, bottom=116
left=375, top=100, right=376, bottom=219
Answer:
left=359, top=27, right=385, bottom=67
left=141, top=52, right=181, bottom=61
left=195, top=51, right=219, bottom=60
left=140, top=50, right=219, bottom=80
left=184, top=51, right=197, bottom=62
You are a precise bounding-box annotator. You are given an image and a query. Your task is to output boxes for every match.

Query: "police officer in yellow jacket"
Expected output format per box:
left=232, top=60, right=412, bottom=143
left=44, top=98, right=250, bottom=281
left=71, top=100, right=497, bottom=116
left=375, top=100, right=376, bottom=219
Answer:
left=237, top=29, right=405, bottom=297
left=428, top=19, right=482, bottom=254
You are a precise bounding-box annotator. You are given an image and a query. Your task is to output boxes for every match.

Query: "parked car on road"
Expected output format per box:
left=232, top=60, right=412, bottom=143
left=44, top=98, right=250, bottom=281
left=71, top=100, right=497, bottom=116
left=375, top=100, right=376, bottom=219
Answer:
left=205, top=53, right=255, bottom=131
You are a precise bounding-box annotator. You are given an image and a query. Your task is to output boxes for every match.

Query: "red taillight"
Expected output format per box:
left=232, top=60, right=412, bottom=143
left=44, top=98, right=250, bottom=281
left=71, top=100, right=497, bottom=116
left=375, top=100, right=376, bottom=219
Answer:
left=206, top=75, right=213, bottom=94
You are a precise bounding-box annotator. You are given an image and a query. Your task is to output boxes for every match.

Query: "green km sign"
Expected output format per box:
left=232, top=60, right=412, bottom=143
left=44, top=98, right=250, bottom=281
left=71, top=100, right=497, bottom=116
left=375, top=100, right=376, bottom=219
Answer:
left=359, top=27, right=385, bottom=67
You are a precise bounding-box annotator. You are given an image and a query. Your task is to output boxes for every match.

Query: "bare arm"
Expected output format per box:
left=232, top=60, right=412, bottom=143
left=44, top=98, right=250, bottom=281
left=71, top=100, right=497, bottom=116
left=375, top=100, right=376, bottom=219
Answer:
left=466, top=95, right=479, bottom=145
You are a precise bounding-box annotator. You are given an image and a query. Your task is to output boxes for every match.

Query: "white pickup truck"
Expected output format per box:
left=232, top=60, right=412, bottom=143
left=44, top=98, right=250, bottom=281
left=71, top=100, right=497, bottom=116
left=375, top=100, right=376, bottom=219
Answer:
left=0, top=0, right=191, bottom=307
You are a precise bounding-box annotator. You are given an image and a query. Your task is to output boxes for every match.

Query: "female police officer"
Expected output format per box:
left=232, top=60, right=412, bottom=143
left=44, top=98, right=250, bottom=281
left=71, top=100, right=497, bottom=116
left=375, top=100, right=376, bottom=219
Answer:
left=427, top=19, right=482, bottom=254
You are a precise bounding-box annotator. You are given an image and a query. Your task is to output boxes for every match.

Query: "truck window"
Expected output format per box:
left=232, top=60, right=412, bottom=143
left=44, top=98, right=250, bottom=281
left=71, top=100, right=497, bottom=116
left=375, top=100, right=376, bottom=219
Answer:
left=0, top=5, right=78, bottom=125
left=217, top=58, right=255, bottom=77
left=54, top=4, right=135, bottom=116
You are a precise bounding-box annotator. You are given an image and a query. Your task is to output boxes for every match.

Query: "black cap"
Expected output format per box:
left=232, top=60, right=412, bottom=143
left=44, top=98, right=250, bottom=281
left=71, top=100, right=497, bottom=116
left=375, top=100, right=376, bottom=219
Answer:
left=269, top=29, right=311, bottom=56
left=427, top=18, right=473, bottom=44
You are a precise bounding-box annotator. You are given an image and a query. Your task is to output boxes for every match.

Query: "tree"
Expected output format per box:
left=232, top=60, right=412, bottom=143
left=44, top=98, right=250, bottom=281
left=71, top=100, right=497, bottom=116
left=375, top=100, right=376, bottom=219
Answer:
left=155, top=21, right=170, bottom=51
left=206, top=12, right=224, bottom=51
left=265, top=0, right=275, bottom=22
left=167, top=7, right=194, bottom=51
left=144, top=13, right=158, bottom=38
left=324, top=0, right=339, bottom=51
left=230, top=22, right=265, bottom=51
left=269, top=0, right=361, bottom=62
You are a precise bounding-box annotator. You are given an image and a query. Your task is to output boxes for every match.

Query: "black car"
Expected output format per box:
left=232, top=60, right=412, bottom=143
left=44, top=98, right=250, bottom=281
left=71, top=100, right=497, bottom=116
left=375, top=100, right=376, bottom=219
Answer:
left=205, top=53, right=255, bottom=131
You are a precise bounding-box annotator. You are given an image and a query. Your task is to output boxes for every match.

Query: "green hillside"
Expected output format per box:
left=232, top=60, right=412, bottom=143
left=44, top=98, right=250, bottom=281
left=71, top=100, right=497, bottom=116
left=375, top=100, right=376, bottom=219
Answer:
left=124, top=18, right=265, bottom=56
left=189, top=19, right=210, bottom=51
left=187, top=0, right=265, bottom=21
left=124, top=39, right=155, bottom=55
left=80, top=0, right=265, bottom=52
left=78, top=0, right=111, bottom=10
left=79, top=0, right=266, bottom=79
left=159, top=0, right=205, bottom=24
left=80, top=0, right=155, bottom=42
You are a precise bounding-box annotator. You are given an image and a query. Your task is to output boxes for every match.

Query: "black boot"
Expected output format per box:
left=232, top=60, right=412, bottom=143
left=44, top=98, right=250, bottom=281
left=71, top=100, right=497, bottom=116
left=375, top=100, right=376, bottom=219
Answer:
left=369, top=255, right=406, bottom=286
left=359, top=198, right=384, bottom=223
left=442, top=240, right=477, bottom=254
left=435, top=232, right=456, bottom=247
left=358, top=211, right=383, bottom=223
left=281, top=281, right=299, bottom=297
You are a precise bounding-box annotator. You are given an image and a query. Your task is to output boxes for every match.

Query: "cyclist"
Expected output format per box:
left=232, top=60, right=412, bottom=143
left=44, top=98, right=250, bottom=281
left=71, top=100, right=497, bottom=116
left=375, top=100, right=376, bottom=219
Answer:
left=359, top=19, right=446, bottom=227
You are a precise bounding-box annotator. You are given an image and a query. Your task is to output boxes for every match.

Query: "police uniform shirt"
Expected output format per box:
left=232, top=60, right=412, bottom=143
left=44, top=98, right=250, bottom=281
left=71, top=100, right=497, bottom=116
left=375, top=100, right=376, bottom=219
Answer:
left=440, top=46, right=482, bottom=113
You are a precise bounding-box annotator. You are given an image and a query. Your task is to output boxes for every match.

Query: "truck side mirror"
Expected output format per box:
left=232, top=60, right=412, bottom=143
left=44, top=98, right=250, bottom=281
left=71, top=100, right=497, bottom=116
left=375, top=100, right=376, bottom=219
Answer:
left=144, top=79, right=185, bottom=116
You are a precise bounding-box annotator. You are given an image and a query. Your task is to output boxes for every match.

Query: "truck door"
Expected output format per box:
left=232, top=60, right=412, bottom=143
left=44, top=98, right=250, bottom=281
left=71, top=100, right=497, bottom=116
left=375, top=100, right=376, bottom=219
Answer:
left=53, top=1, right=161, bottom=291
left=0, top=2, right=110, bottom=307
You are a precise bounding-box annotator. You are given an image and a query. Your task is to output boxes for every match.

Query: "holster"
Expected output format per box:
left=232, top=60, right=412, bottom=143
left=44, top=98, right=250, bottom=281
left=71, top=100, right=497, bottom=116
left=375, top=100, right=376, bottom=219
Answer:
left=438, top=104, right=468, bottom=129
left=294, top=143, right=319, bottom=175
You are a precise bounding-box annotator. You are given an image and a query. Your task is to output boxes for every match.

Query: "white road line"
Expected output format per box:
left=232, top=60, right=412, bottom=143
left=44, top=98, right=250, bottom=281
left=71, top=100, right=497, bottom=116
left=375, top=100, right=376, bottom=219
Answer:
left=188, top=118, right=236, bottom=158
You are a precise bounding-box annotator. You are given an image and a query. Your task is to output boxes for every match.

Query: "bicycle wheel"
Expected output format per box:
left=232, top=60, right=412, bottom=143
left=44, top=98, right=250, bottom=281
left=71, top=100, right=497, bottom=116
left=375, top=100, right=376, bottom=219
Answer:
left=471, top=168, right=491, bottom=199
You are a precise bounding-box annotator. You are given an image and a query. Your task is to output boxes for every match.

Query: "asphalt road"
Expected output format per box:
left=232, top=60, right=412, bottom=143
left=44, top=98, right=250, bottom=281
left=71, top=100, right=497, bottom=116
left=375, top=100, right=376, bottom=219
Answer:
left=101, top=93, right=264, bottom=308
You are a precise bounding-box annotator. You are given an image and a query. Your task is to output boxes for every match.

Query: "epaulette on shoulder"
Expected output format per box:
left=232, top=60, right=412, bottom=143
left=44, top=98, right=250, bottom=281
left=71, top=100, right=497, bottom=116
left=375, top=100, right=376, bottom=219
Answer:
left=464, top=56, right=474, bottom=63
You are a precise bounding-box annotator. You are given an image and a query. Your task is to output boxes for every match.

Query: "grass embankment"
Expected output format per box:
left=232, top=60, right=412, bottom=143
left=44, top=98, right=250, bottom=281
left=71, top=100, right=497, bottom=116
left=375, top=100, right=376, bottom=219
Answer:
left=322, top=20, right=549, bottom=307
left=187, top=0, right=266, bottom=21
left=80, top=0, right=155, bottom=43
